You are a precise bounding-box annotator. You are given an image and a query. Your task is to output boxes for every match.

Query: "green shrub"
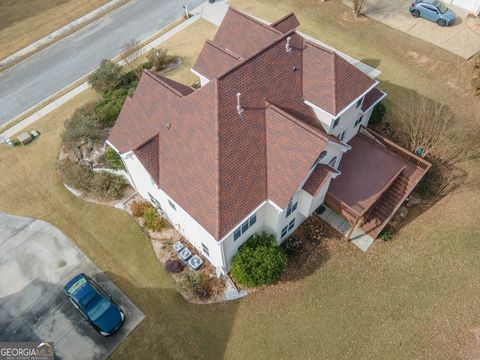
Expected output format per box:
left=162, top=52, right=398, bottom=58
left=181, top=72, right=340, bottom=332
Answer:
left=369, top=102, right=386, bottom=125
left=379, top=229, right=393, bottom=241
left=88, top=59, right=122, bottom=94
left=142, top=61, right=153, bottom=69
left=231, top=232, right=286, bottom=288
left=62, top=104, right=101, bottom=145
left=104, top=146, right=124, bottom=170
left=94, top=87, right=129, bottom=128
left=143, top=206, right=167, bottom=231
left=179, top=270, right=211, bottom=299
left=92, top=171, right=127, bottom=199
left=60, top=162, right=95, bottom=192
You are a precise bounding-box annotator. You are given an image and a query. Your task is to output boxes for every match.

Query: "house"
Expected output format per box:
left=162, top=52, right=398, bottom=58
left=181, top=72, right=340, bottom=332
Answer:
left=447, top=0, right=480, bottom=15
left=107, top=7, right=430, bottom=276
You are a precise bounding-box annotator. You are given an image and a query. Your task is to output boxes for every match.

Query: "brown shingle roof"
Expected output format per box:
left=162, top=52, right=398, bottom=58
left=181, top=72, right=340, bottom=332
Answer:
left=302, top=164, right=339, bottom=196
left=266, top=105, right=328, bottom=207
left=361, top=87, right=385, bottom=112
left=211, top=7, right=281, bottom=59
left=108, top=8, right=380, bottom=241
left=303, top=41, right=376, bottom=116
left=193, top=40, right=241, bottom=79
left=271, top=13, right=300, bottom=33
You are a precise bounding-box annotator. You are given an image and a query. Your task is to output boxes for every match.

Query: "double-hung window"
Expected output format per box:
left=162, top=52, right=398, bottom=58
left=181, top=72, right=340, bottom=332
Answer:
left=202, top=243, right=210, bottom=257
left=281, top=219, right=296, bottom=238
left=356, top=97, right=364, bottom=109
left=233, top=213, right=257, bottom=241
left=332, top=117, right=340, bottom=129
left=148, top=193, right=161, bottom=209
left=354, top=116, right=363, bottom=127
left=286, top=199, right=297, bottom=218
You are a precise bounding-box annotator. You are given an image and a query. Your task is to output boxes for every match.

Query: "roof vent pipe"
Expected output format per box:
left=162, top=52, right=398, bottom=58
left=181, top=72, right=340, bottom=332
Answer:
left=286, top=36, right=292, bottom=52
left=236, top=92, right=244, bottom=115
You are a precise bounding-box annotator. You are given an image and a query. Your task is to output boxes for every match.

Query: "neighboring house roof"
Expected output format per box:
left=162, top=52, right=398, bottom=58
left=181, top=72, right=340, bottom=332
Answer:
left=302, top=164, right=339, bottom=197
left=109, top=7, right=380, bottom=241
left=303, top=41, right=377, bottom=116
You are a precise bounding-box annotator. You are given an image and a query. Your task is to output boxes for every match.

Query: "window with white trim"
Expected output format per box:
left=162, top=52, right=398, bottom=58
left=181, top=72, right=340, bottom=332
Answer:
left=168, top=199, right=176, bottom=211
left=233, top=213, right=257, bottom=241
left=288, top=218, right=295, bottom=231
left=281, top=219, right=296, bottom=238
left=356, top=97, right=364, bottom=109
left=329, top=156, right=338, bottom=168
left=354, top=116, right=363, bottom=127
left=337, top=131, right=346, bottom=142
left=312, top=151, right=327, bottom=168
left=286, top=199, right=297, bottom=218
left=281, top=225, right=288, bottom=238
left=332, top=117, right=340, bottom=129
left=148, top=193, right=161, bottom=208
left=202, top=243, right=210, bottom=257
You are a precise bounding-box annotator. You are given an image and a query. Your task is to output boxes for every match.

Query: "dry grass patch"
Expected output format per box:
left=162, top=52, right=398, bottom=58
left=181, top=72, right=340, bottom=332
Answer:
left=0, top=0, right=118, bottom=60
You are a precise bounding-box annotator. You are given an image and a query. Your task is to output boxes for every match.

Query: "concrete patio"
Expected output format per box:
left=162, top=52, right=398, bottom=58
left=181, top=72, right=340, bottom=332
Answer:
left=344, top=0, right=480, bottom=59
left=317, top=206, right=375, bottom=252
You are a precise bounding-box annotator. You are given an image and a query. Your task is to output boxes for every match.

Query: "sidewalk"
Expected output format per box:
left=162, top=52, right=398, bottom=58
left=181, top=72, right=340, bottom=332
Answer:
left=1, top=0, right=379, bottom=140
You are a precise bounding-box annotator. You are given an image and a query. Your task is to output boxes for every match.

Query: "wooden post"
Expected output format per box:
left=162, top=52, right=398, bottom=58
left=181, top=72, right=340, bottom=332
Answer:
left=345, top=216, right=361, bottom=242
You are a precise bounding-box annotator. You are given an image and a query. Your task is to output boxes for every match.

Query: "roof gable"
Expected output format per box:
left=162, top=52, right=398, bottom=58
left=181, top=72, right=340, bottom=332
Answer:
left=303, top=42, right=376, bottom=116
left=271, top=13, right=300, bottom=33
left=212, top=7, right=281, bottom=59
left=193, top=40, right=241, bottom=79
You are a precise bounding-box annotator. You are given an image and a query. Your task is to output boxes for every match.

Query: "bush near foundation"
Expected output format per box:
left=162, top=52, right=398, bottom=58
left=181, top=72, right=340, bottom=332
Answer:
left=230, top=232, right=286, bottom=288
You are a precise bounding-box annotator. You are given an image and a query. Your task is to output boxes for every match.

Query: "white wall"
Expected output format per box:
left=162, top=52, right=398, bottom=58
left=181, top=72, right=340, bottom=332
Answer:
left=122, top=152, right=227, bottom=275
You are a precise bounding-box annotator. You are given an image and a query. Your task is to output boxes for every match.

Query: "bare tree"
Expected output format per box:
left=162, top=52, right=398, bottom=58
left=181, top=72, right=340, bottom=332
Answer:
left=395, top=95, right=452, bottom=158
left=146, top=48, right=172, bottom=72
left=353, top=0, right=367, bottom=18
left=121, top=39, right=146, bottom=79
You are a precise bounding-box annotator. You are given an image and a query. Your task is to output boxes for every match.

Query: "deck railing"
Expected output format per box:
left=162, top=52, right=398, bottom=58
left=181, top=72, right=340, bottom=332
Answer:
left=359, top=126, right=431, bottom=171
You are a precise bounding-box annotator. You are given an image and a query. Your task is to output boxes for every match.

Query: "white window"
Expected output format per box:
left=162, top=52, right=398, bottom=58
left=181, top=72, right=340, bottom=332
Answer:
left=288, top=218, right=295, bottom=231
left=168, top=199, right=176, bottom=211
left=233, top=213, right=257, bottom=241
left=148, top=193, right=161, bottom=208
left=332, top=117, right=340, bottom=129
left=356, top=97, right=364, bottom=109
left=354, top=116, right=363, bottom=127
left=312, top=151, right=327, bottom=168
left=329, top=156, right=338, bottom=168
left=281, top=219, right=296, bottom=238
left=286, top=199, right=297, bottom=218
left=338, top=131, right=346, bottom=142
left=202, top=243, right=210, bottom=257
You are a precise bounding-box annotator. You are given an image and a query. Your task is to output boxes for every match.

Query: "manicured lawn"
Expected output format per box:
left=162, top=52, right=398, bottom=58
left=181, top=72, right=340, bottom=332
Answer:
left=1, top=1, right=480, bottom=359
left=0, top=0, right=115, bottom=60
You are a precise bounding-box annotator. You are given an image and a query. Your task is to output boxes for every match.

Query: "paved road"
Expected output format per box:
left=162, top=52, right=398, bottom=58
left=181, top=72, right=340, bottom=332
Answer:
left=0, top=0, right=204, bottom=126
left=0, top=212, right=144, bottom=360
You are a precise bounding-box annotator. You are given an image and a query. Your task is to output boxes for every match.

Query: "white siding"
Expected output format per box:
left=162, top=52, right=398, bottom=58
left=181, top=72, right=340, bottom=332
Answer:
left=122, top=153, right=226, bottom=275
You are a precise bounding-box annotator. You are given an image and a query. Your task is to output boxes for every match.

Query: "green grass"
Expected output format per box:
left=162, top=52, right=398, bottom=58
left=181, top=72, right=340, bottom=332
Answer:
left=1, top=1, right=480, bottom=359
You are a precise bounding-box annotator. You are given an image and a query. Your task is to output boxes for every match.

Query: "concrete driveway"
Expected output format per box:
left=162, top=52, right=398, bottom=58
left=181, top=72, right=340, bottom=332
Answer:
left=345, top=0, right=480, bottom=59
left=0, top=212, right=144, bottom=360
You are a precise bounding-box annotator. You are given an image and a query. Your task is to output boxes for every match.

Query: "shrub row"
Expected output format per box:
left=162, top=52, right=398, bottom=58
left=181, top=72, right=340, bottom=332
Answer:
left=472, top=55, right=480, bottom=96
left=61, top=163, right=126, bottom=199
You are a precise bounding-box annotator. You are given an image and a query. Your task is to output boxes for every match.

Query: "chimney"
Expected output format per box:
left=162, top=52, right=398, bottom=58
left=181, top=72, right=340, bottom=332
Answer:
left=236, top=92, right=244, bottom=115
left=285, top=36, right=292, bottom=53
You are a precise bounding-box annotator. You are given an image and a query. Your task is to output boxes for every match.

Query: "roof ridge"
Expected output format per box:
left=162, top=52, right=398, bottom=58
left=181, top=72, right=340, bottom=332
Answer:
left=270, top=12, right=297, bottom=27
left=305, top=39, right=334, bottom=54
left=144, top=70, right=185, bottom=97
left=217, top=30, right=295, bottom=80
left=228, top=7, right=283, bottom=35
left=205, top=39, right=242, bottom=60
left=266, top=102, right=330, bottom=142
